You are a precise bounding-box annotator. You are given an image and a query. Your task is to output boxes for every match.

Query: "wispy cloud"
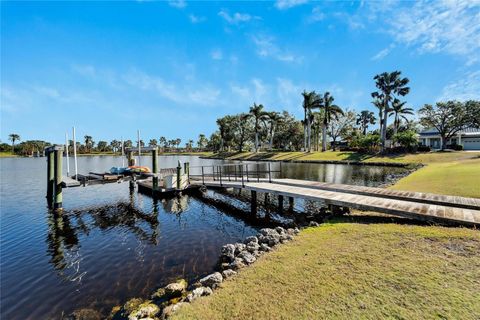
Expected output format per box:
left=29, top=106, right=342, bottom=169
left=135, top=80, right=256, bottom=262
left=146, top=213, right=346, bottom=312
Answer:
left=439, top=70, right=480, bottom=101
left=371, top=43, right=395, bottom=61
left=210, top=49, right=223, bottom=60
left=168, top=0, right=186, bottom=9
left=189, top=14, right=206, bottom=24
left=275, top=0, right=308, bottom=10
left=218, top=10, right=259, bottom=25
left=383, top=0, right=480, bottom=64
left=252, top=35, right=302, bottom=63
left=307, top=6, right=326, bottom=23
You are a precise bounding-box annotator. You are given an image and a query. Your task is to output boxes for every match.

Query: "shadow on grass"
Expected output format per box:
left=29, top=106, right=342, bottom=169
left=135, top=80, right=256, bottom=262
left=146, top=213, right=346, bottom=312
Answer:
left=325, top=214, right=465, bottom=228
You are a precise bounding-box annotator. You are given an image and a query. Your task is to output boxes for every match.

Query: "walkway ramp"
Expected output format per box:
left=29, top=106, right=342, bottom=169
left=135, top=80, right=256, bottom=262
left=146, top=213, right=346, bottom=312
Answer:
left=192, top=179, right=480, bottom=226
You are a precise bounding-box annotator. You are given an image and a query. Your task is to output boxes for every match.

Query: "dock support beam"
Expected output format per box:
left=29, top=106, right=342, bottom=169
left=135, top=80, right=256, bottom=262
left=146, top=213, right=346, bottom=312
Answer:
left=251, top=190, right=257, bottom=215
left=184, top=162, right=190, bottom=184
left=176, top=161, right=181, bottom=190
left=288, top=197, right=294, bottom=212
left=54, top=148, right=63, bottom=210
left=46, top=149, right=55, bottom=208
left=278, top=195, right=284, bottom=214
left=152, top=148, right=158, bottom=190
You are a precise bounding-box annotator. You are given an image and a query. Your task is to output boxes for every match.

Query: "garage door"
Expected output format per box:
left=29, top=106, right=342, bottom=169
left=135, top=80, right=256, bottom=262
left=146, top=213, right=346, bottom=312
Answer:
left=463, top=137, right=480, bottom=150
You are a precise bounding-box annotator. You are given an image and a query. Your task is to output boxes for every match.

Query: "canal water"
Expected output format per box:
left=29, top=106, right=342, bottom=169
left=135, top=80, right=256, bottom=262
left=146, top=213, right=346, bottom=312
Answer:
left=0, top=155, right=408, bottom=319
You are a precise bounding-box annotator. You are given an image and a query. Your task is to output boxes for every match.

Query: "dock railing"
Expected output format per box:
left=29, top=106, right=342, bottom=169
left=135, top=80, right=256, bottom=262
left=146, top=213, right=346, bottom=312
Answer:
left=189, top=162, right=281, bottom=188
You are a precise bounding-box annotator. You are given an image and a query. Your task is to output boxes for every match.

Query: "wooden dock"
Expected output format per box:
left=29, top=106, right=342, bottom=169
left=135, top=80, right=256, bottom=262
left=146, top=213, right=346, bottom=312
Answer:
left=190, top=178, right=480, bottom=226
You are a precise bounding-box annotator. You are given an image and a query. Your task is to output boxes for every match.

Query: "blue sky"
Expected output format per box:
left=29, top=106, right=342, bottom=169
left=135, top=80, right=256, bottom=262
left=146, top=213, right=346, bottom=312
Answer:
left=2, top=0, right=479, bottom=145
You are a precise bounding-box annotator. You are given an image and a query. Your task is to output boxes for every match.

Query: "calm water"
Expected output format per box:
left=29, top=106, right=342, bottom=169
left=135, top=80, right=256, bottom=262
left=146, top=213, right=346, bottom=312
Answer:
left=0, top=155, right=407, bottom=319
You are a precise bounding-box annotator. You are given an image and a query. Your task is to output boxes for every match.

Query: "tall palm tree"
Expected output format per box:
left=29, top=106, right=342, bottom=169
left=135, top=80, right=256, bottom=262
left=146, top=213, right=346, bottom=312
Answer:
left=371, top=98, right=384, bottom=134
left=371, top=71, right=410, bottom=152
left=8, top=133, right=20, bottom=153
left=318, top=92, right=344, bottom=152
left=356, top=110, right=376, bottom=135
left=301, top=91, right=323, bottom=152
left=84, top=135, right=93, bottom=153
left=159, top=136, right=167, bottom=151
left=249, top=103, right=268, bottom=152
left=266, top=111, right=283, bottom=150
left=197, top=134, right=208, bottom=150
left=149, top=139, right=158, bottom=147
left=389, top=99, right=414, bottom=136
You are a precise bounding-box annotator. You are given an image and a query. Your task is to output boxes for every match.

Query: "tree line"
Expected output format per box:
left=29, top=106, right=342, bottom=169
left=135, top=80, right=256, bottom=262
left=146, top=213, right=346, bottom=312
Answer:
left=4, top=71, right=479, bottom=156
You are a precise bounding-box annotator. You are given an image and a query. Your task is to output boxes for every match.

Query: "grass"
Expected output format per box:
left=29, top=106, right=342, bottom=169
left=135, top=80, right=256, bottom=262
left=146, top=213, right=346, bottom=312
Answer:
left=0, top=151, right=18, bottom=157
left=207, top=150, right=480, bottom=164
left=173, top=150, right=480, bottom=319
left=174, top=222, right=480, bottom=320
left=391, top=158, right=480, bottom=198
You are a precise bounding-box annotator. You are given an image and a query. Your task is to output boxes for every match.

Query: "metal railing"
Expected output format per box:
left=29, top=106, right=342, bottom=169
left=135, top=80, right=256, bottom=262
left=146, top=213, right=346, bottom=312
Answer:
left=190, top=162, right=281, bottom=188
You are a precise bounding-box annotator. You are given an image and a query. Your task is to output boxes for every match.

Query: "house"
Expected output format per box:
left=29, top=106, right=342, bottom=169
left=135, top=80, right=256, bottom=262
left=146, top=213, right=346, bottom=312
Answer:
left=418, top=127, right=480, bottom=150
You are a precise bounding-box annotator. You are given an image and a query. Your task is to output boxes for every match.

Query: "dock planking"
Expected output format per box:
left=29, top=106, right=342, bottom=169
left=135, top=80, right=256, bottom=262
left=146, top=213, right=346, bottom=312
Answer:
left=191, top=178, right=480, bottom=226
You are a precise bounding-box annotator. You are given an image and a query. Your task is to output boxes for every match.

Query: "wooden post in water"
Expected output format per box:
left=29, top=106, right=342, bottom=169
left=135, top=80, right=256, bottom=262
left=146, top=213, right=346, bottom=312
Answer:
left=53, top=145, right=64, bottom=211
left=151, top=147, right=158, bottom=190
left=288, top=196, right=295, bottom=212
left=278, top=194, right=284, bottom=214
left=176, top=161, right=182, bottom=190
left=46, top=147, right=55, bottom=208
left=184, top=162, right=190, bottom=184
left=127, top=150, right=135, bottom=166
left=251, top=190, right=257, bottom=215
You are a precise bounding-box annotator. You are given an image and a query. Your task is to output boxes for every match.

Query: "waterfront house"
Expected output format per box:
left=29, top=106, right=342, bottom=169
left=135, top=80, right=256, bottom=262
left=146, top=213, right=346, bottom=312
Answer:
left=418, top=127, right=480, bottom=150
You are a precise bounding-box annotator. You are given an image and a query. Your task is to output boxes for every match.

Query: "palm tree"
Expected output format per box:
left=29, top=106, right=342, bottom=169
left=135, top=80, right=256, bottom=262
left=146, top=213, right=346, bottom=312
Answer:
left=175, top=138, right=181, bottom=151
left=8, top=133, right=20, bottom=153
left=159, top=136, right=167, bottom=151
left=301, top=91, right=323, bottom=152
left=389, top=99, right=414, bottom=136
left=149, top=139, right=158, bottom=147
left=187, top=139, right=194, bottom=151
left=249, top=103, right=268, bottom=152
left=371, top=71, right=410, bottom=152
left=318, top=92, right=344, bottom=152
left=84, top=135, right=93, bottom=153
left=197, top=134, right=208, bottom=150
left=266, top=111, right=283, bottom=150
left=356, top=110, right=376, bottom=135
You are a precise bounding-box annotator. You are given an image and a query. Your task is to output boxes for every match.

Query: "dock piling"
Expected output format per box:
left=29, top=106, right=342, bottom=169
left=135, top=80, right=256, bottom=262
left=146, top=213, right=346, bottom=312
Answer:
left=53, top=145, right=64, bottom=211
left=176, top=161, right=182, bottom=190
left=288, top=196, right=294, bottom=212
left=278, top=194, right=284, bottom=214
left=251, top=190, right=257, bottom=215
left=46, top=148, right=55, bottom=208
left=152, top=148, right=158, bottom=190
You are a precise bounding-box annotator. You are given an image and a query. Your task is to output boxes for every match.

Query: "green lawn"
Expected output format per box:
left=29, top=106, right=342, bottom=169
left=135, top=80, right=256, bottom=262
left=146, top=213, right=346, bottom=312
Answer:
left=0, top=151, right=18, bottom=158
left=174, top=223, right=480, bottom=320
left=208, top=150, right=480, bottom=164
left=391, top=158, right=480, bottom=198
left=173, top=151, right=480, bottom=320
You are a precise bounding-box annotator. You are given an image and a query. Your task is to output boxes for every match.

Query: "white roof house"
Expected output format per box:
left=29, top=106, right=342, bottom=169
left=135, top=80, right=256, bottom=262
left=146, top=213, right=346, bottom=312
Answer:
left=418, top=127, right=480, bottom=150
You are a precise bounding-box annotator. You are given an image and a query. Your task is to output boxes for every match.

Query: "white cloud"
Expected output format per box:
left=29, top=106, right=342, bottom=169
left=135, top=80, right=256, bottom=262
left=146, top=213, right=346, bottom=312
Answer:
left=211, top=49, right=223, bottom=60
left=371, top=44, right=395, bottom=61
left=439, top=70, right=480, bottom=101
left=252, top=35, right=302, bottom=63
left=307, top=6, right=326, bottom=23
left=189, top=14, right=206, bottom=24
left=168, top=0, right=186, bottom=9
left=275, top=0, right=308, bottom=10
left=218, top=10, right=258, bottom=25
left=385, top=0, right=480, bottom=63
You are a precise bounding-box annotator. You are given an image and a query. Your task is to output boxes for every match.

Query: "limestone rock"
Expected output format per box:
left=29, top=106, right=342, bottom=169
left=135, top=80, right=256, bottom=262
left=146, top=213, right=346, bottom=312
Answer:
left=244, top=236, right=258, bottom=244
left=275, top=226, right=286, bottom=234
left=238, top=250, right=256, bottom=264
left=185, top=286, right=213, bottom=303
left=246, top=242, right=260, bottom=253
left=161, top=302, right=184, bottom=319
left=309, top=221, right=320, bottom=227
left=199, top=272, right=223, bottom=289
left=229, top=257, right=246, bottom=270
left=164, top=279, right=187, bottom=298
left=221, top=269, right=237, bottom=279
left=234, top=243, right=246, bottom=255
left=259, top=243, right=271, bottom=252
left=66, top=308, right=102, bottom=320
left=123, top=300, right=160, bottom=320
left=221, top=244, right=235, bottom=262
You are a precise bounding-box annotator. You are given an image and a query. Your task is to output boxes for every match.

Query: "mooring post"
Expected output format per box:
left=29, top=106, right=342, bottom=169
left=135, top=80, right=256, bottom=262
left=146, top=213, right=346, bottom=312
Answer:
left=46, top=147, right=55, bottom=208
left=53, top=145, right=64, bottom=211
left=264, top=193, right=270, bottom=206
left=176, top=161, right=182, bottom=190
left=184, top=162, right=190, bottom=184
left=278, top=194, right=284, bottom=214
left=251, top=190, right=257, bottom=215
left=127, top=150, right=135, bottom=166
left=288, top=196, right=295, bottom=212
left=152, top=148, right=158, bottom=190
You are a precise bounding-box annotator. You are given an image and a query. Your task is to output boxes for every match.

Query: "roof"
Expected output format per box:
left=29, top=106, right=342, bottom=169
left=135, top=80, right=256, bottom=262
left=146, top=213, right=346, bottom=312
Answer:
left=419, top=127, right=480, bottom=135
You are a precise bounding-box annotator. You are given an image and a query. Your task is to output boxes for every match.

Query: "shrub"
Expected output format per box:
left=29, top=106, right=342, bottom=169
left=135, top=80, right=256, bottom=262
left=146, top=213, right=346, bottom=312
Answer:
left=393, top=130, right=418, bottom=151
left=351, top=134, right=381, bottom=153
left=453, top=144, right=463, bottom=151
left=417, top=145, right=431, bottom=152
